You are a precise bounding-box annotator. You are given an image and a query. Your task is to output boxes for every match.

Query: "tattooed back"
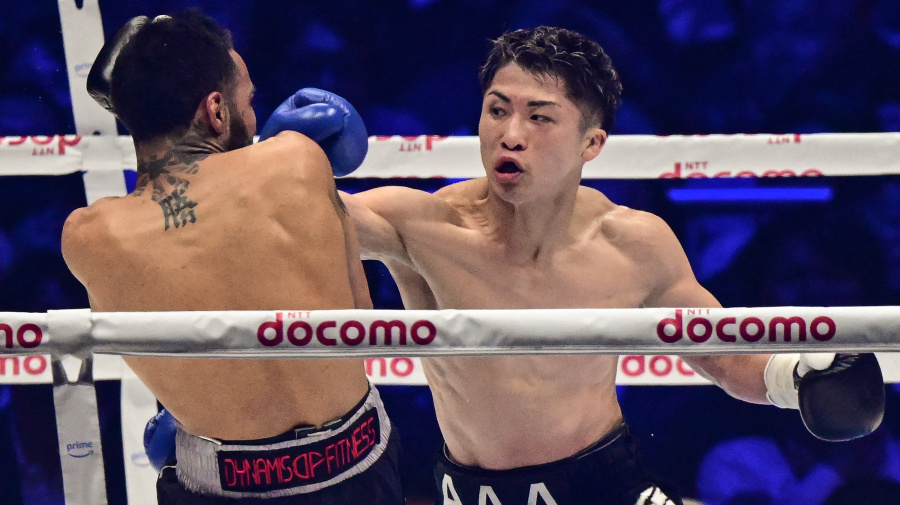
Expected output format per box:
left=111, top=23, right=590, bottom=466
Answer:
left=61, top=131, right=371, bottom=440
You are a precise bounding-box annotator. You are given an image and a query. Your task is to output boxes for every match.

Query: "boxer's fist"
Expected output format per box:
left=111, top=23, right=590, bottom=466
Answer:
left=765, top=353, right=884, bottom=441
left=259, top=88, right=368, bottom=176
left=144, top=408, right=178, bottom=472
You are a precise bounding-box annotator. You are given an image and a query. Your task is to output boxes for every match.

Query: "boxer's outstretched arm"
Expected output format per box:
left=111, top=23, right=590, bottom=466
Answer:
left=651, top=277, right=772, bottom=404
left=634, top=212, right=772, bottom=404
left=637, top=212, right=884, bottom=440
left=339, top=187, right=441, bottom=265
left=332, top=190, right=373, bottom=310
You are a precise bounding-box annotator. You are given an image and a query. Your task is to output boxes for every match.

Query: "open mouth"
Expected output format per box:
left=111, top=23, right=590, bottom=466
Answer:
left=495, top=160, right=523, bottom=174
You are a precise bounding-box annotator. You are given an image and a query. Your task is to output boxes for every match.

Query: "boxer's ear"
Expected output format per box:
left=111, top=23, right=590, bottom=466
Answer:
left=582, top=128, right=607, bottom=162
left=198, top=91, right=227, bottom=135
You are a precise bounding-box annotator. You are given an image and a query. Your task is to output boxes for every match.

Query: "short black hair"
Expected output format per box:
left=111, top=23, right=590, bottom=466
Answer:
left=480, top=26, right=623, bottom=132
left=110, top=10, right=236, bottom=142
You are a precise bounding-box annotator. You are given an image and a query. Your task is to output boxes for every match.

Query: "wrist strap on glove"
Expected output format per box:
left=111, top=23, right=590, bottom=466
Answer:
left=765, top=353, right=801, bottom=409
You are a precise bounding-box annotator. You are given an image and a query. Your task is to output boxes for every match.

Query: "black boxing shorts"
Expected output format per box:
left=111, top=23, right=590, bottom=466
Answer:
left=157, top=385, right=403, bottom=504
left=433, top=424, right=681, bottom=505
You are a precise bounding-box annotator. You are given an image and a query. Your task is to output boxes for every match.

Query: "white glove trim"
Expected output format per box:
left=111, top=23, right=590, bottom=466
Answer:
left=797, top=352, right=836, bottom=376
left=765, top=353, right=838, bottom=409
left=765, top=353, right=801, bottom=409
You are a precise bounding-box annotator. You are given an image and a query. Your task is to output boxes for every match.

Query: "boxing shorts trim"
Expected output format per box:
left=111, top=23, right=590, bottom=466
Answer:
left=175, top=384, right=391, bottom=499
left=435, top=424, right=681, bottom=505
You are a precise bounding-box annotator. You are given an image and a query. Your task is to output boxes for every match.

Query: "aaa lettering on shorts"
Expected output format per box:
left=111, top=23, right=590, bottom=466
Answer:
left=217, top=409, right=379, bottom=492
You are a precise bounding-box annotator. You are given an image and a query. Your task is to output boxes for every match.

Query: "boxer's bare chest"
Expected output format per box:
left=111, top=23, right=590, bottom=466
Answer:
left=403, top=213, right=650, bottom=311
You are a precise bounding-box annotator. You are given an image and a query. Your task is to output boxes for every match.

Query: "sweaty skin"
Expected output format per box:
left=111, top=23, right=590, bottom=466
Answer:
left=62, top=51, right=371, bottom=441
left=343, top=63, right=771, bottom=469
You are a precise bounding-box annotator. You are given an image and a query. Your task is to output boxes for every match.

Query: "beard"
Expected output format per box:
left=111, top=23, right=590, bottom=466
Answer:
left=224, top=101, right=254, bottom=151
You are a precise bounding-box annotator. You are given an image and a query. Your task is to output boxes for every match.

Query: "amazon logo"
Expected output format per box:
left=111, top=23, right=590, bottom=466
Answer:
left=66, top=441, right=94, bottom=458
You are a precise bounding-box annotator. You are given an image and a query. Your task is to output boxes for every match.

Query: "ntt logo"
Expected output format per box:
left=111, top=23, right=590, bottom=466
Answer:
left=656, top=309, right=836, bottom=344
left=257, top=312, right=437, bottom=347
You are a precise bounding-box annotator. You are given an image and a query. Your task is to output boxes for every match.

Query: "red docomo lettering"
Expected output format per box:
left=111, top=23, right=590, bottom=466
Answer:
left=0, top=323, right=43, bottom=349
left=0, top=356, right=48, bottom=376
left=365, top=357, right=415, bottom=377
left=658, top=162, right=823, bottom=179
left=620, top=355, right=695, bottom=377
left=258, top=313, right=436, bottom=347
left=656, top=309, right=836, bottom=344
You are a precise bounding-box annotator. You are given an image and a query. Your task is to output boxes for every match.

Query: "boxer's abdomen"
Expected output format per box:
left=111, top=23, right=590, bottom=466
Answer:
left=423, top=354, right=622, bottom=469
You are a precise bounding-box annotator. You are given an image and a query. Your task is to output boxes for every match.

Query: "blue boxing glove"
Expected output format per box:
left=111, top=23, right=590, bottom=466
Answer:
left=258, top=88, right=368, bottom=176
left=144, top=408, right=178, bottom=472
left=766, top=353, right=885, bottom=442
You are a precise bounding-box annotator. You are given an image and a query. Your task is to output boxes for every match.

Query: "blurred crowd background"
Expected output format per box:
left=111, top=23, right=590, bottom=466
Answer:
left=3, top=0, right=900, bottom=504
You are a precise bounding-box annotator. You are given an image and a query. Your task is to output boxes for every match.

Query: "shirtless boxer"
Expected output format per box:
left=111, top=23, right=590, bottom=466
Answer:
left=61, top=12, right=402, bottom=504
left=147, top=25, right=884, bottom=505
left=336, top=27, right=884, bottom=505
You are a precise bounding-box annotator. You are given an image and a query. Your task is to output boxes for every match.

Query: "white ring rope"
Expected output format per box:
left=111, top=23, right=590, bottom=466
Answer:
left=3, top=132, right=900, bottom=179
left=2, top=306, right=898, bottom=359
left=14, top=5, right=893, bottom=505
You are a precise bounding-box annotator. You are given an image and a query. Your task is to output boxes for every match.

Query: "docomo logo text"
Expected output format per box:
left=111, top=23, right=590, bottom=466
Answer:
left=1, top=322, right=43, bottom=349
left=375, top=135, right=447, bottom=152
left=656, top=309, right=836, bottom=344
left=366, top=357, right=416, bottom=378
left=620, top=355, right=694, bottom=377
left=0, top=135, right=81, bottom=155
left=0, top=356, right=48, bottom=376
left=258, top=312, right=437, bottom=347
left=659, top=162, right=823, bottom=179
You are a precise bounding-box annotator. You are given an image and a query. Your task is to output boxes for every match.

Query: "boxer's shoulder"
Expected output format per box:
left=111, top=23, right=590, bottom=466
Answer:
left=356, top=182, right=461, bottom=228
left=61, top=198, right=123, bottom=282
left=244, top=131, right=330, bottom=176
left=434, top=178, right=495, bottom=227
left=218, top=134, right=332, bottom=196
left=586, top=198, right=682, bottom=261
left=62, top=196, right=122, bottom=243
left=601, top=207, right=671, bottom=239
left=433, top=177, right=483, bottom=200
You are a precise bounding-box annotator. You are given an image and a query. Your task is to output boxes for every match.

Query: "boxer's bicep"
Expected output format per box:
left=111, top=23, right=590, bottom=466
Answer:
left=339, top=190, right=408, bottom=262
left=335, top=194, right=374, bottom=310
left=649, top=276, right=721, bottom=308
left=382, top=257, right=438, bottom=310
left=639, top=215, right=721, bottom=309
left=344, top=187, right=435, bottom=265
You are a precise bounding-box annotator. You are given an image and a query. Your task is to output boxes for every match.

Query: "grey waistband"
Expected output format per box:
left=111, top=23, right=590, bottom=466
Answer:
left=175, top=384, right=391, bottom=499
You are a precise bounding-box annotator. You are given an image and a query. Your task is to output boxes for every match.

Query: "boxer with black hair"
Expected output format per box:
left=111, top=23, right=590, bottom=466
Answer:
left=338, top=27, right=883, bottom=505
left=64, top=10, right=402, bottom=504
left=146, top=24, right=885, bottom=505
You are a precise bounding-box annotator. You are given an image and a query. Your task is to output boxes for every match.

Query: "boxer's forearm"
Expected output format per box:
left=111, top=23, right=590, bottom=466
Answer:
left=683, top=354, right=772, bottom=404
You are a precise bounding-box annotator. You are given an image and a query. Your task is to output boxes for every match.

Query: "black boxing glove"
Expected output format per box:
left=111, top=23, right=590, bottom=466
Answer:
left=86, top=16, right=150, bottom=113
left=765, top=353, right=885, bottom=442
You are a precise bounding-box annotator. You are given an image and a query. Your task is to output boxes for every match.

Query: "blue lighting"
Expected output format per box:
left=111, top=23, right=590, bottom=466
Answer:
left=667, top=187, right=833, bottom=203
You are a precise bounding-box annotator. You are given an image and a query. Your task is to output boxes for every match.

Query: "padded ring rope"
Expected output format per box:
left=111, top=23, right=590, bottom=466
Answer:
left=2, top=133, right=900, bottom=179
left=1, top=306, right=898, bottom=359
